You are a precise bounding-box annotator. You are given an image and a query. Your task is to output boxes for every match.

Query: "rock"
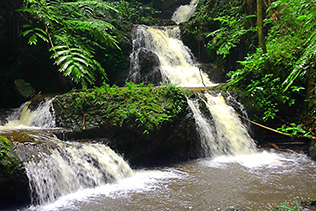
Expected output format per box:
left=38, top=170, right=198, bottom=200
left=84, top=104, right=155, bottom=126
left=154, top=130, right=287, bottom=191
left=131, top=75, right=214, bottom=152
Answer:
left=52, top=86, right=202, bottom=167
left=309, top=140, right=316, bottom=160
left=129, top=48, right=162, bottom=86
left=0, top=136, right=30, bottom=207
left=151, top=0, right=191, bottom=20
left=14, top=79, right=36, bottom=99
left=200, top=63, right=227, bottom=83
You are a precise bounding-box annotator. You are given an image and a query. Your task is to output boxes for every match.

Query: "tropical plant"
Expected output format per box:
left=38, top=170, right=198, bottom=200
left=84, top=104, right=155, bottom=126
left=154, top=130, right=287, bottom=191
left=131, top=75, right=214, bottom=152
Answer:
left=227, top=0, right=315, bottom=125
left=206, top=9, right=257, bottom=58
left=275, top=0, right=316, bottom=92
left=19, top=0, right=119, bottom=87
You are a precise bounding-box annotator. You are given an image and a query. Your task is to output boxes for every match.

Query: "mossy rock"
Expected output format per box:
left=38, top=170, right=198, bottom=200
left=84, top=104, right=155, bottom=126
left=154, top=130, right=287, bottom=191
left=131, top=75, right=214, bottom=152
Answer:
left=0, top=136, right=30, bottom=208
left=52, top=84, right=202, bottom=167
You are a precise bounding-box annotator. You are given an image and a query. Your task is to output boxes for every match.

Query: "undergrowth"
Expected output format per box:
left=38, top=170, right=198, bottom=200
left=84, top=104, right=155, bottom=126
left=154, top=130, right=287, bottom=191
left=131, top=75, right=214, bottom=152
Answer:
left=72, top=82, right=189, bottom=132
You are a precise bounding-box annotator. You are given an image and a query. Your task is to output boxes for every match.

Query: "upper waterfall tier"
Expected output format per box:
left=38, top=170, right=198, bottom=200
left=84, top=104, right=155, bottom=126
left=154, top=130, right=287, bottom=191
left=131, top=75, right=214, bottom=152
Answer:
left=0, top=98, right=56, bottom=130
left=129, top=25, right=216, bottom=87
left=171, top=0, right=199, bottom=24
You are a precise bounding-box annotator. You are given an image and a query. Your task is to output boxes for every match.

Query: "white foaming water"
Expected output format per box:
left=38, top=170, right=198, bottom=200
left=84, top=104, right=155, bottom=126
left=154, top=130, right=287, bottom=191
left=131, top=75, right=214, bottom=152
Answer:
left=206, top=150, right=315, bottom=170
left=26, top=169, right=182, bottom=211
left=171, top=0, right=199, bottom=24
left=130, top=25, right=256, bottom=158
left=25, top=139, right=134, bottom=205
left=210, top=151, right=285, bottom=168
left=188, top=93, right=256, bottom=157
left=0, top=98, right=55, bottom=129
left=130, top=25, right=215, bottom=87
left=203, top=93, right=257, bottom=155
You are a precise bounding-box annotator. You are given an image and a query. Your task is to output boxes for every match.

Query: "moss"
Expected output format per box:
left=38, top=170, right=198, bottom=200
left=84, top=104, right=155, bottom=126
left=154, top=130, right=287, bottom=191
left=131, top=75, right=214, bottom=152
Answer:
left=309, top=140, right=316, bottom=159
left=0, top=136, right=21, bottom=176
left=54, top=83, right=191, bottom=134
left=0, top=136, right=29, bottom=207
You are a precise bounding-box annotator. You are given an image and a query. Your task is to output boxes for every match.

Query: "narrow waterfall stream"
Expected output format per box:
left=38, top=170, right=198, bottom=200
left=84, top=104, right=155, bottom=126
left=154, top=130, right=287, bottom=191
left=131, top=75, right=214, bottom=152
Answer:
left=129, top=25, right=215, bottom=87
left=171, top=0, right=199, bottom=24
left=187, top=94, right=256, bottom=157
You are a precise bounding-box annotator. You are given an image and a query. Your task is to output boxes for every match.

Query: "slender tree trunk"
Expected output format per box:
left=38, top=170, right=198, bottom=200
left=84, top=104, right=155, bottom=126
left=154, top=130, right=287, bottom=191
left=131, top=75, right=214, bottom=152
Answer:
left=257, top=0, right=267, bottom=53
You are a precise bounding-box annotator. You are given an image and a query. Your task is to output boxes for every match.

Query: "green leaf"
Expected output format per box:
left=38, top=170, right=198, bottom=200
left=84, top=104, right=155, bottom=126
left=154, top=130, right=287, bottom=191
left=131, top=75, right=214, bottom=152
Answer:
left=28, top=34, right=38, bottom=45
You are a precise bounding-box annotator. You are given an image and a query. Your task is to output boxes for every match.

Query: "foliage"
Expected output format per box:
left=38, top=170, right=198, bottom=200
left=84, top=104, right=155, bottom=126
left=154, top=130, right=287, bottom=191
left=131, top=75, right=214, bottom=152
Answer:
left=271, top=200, right=302, bottom=211
left=72, top=82, right=189, bottom=131
left=108, top=0, right=157, bottom=24
left=19, top=0, right=119, bottom=87
left=267, top=0, right=316, bottom=91
left=206, top=7, right=257, bottom=58
left=183, top=0, right=256, bottom=64
left=0, top=136, right=21, bottom=176
left=228, top=48, right=304, bottom=122
left=227, top=0, right=315, bottom=126
left=278, top=123, right=314, bottom=139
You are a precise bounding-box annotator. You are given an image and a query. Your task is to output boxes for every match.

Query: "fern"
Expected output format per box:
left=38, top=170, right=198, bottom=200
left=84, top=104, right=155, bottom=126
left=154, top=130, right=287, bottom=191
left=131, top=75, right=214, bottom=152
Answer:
left=20, top=25, right=49, bottom=45
left=282, top=30, right=316, bottom=91
left=281, top=0, right=316, bottom=92
left=20, top=0, right=119, bottom=87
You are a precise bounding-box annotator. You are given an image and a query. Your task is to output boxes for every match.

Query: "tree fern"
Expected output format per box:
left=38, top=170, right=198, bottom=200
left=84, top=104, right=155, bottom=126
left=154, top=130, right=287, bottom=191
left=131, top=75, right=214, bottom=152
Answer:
left=20, top=25, right=49, bottom=45
left=20, top=0, right=119, bottom=87
left=51, top=45, right=106, bottom=86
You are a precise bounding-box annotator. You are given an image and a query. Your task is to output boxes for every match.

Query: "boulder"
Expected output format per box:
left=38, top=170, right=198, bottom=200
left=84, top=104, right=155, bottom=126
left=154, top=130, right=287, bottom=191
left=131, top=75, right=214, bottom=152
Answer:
left=0, top=136, right=30, bottom=208
left=52, top=86, right=202, bottom=167
left=128, top=48, right=162, bottom=86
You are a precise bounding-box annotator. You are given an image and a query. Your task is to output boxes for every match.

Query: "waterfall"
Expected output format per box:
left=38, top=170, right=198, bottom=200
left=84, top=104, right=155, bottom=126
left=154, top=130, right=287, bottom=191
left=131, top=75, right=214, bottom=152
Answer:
left=129, top=24, right=256, bottom=157
left=25, top=137, right=133, bottom=205
left=0, top=98, right=55, bottom=129
left=171, top=0, right=199, bottom=24
left=129, top=25, right=215, bottom=87
left=190, top=93, right=256, bottom=157
left=0, top=99, right=134, bottom=206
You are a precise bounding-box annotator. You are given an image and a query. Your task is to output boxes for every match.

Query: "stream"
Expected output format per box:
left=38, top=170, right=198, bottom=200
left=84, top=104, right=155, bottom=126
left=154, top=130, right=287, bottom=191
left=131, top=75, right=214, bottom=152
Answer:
left=10, top=150, right=316, bottom=211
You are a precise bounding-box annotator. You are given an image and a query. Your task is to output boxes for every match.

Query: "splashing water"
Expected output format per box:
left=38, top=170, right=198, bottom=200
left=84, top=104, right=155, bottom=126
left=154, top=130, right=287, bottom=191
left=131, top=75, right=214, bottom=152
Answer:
left=129, top=24, right=256, bottom=157
left=25, top=138, right=134, bottom=205
left=171, top=0, right=199, bottom=24
left=188, top=93, right=256, bottom=157
left=129, top=25, right=215, bottom=87
left=0, top=98, right=134, bottom=206
left=0, top=98, right=55, bottom=129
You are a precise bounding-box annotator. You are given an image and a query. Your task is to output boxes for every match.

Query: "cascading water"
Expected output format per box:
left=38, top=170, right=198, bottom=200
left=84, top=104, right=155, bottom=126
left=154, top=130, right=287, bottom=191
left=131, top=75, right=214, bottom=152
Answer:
left=0, top=99, right=134, bottom=206
left=25, top=138, right=133, bottom=205
left=129, top=25, right=215, bottom=87
left=129, top=24, right=256, bottom=157
left=171, top=0, right=199, bottom=24
left=1, top=98, right=56, bottom=129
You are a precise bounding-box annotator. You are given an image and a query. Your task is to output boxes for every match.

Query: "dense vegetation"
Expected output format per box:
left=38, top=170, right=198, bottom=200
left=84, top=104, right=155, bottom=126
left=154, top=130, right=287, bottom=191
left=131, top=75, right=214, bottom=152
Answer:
left=183, top=0, right=316, bottom=139
left=1, top=0, right=316, bottom=209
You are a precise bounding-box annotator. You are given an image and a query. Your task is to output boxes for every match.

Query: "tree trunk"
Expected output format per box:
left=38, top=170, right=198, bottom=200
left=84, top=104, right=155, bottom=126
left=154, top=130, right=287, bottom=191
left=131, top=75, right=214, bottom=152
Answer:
left=257, top=0, right=267, bottom=53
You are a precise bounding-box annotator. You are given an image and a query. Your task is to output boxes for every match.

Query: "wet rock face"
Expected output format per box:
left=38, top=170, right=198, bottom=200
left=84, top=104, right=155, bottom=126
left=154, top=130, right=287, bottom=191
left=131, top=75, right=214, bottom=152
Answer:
left=0, top=136, right=30, bottom=208
left=129, top=48, right=162, bottom=86
left=151, top=0, right=191, bottom=19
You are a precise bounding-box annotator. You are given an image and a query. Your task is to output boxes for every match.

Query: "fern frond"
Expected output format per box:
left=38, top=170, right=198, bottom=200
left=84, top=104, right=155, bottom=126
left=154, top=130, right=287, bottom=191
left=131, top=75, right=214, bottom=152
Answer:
left=20, top=25, right=48, bottom=45
left=50, top=44, right=105, bottom=85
